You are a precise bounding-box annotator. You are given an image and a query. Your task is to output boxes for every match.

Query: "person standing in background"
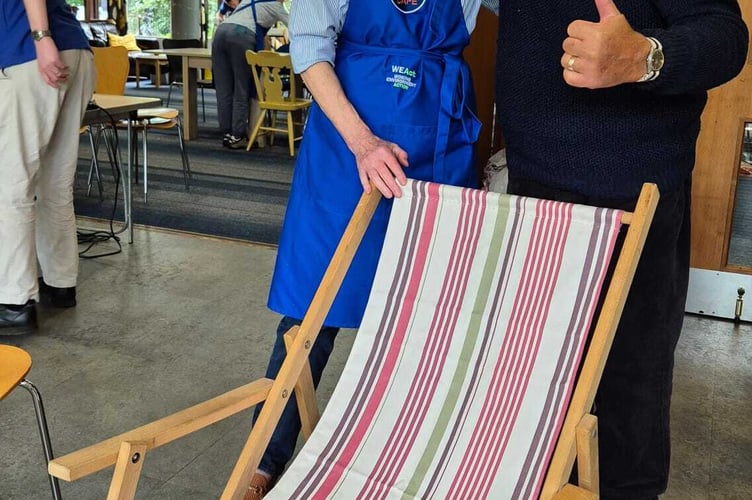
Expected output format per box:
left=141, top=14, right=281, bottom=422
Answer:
left=494, top=0, right=747, bottom=498
left=0, top=0, right=95, bottom=335
left=212, top=0, right=288, bottom=149
left=244, top=0, right=483, bottom=498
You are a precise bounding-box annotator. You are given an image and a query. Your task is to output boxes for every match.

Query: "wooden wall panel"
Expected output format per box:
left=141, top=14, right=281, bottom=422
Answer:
left=692, top=1, right=752, bottom=271
left=464, top=7, right=502, bottom=177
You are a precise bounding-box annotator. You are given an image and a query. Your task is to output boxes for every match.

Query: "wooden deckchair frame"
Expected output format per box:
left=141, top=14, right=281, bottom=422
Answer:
left=48, top=183, right=658, bottom=500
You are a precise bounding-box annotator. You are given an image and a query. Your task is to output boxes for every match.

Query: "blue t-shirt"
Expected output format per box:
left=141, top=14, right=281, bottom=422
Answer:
left=0, top=0, right=89, bottom=68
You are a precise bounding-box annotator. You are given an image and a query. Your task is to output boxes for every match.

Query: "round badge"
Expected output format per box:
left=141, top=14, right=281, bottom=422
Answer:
left=391, top=0, right=427, bottom=14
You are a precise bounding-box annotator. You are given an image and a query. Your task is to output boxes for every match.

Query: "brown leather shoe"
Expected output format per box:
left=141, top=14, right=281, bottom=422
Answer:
left=243, top=473, right=273, bottom=500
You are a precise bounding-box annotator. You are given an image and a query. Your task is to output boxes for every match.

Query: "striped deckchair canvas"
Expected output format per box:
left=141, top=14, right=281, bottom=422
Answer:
left=46, top=180, right=656, bottom=500
left=265, top=180, right=625, bottom=499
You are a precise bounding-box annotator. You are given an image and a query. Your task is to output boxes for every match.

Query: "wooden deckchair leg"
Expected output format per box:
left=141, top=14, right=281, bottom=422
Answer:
left=283, top=326, right=320, bottom=441
left=106, top=441, right=148, bottom=500
left=575, top=414, right=599, bottom=495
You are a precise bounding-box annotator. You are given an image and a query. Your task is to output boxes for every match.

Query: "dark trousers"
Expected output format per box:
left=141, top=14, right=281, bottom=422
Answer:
left=252, top=316, right=340, bottom=477
left=508, top=177, right=691, bottom=500
left=212, top=22, right=255, bottom=138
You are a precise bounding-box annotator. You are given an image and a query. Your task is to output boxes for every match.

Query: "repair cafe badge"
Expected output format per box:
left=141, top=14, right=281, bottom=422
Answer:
left=391, top=0, right=426, bottom=14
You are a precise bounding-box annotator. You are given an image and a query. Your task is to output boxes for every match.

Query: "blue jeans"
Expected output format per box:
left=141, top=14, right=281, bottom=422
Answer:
left=252, top=316, right=340, bottom=477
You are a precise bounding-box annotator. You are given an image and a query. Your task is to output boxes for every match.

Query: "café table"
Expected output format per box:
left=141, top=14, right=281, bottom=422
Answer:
left=146, top=47, right=212, bottom=141
left=82, top=94, right=162, bottom=243
left=131, top=53, right=168, bottom=88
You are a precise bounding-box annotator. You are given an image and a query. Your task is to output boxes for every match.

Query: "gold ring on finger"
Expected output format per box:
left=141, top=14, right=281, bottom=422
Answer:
left=567, top=55, right=576, bottom=72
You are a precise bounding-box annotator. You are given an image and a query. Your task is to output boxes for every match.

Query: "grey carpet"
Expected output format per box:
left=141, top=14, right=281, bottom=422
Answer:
left=75, top=82, right=296, bottom=244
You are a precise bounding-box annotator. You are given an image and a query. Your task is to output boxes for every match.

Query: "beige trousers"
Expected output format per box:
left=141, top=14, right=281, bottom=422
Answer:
left=0, top=49, right=95, bottom=304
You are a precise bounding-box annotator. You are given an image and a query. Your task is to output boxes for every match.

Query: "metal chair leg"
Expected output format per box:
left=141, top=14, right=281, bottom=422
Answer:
left=143, top=125, right=149, bottom=203
left=200, top=86, right=206, bottom=122
left=176, top=116, right=192, bottom=190
left=19, top=380, right=62, bottom=500
left=86, top=128, right=104, bottom=200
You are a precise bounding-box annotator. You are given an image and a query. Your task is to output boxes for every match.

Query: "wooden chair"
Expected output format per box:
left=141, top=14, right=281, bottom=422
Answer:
left=1, top=345, right=62, bottom=499
left=245, top=50, right=311, bottom=157
left=48, top=181, right=658, bottom=500
left=81, top=46, right=132, bottom=199
left=90, top=46, right=191, bottom=202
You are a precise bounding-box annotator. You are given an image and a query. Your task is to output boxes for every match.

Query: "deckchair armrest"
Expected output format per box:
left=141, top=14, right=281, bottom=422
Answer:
left=551, top=484, right=599, bottom=500
left=49, top=378, right=274, bottom=481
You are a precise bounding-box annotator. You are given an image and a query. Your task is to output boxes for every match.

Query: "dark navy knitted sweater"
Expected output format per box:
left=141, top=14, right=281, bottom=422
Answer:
left=495, top=0, right=748, bottom=200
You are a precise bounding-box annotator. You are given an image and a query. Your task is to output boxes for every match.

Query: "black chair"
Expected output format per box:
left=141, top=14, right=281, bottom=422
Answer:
left=163, top=38, right=213, bottom=121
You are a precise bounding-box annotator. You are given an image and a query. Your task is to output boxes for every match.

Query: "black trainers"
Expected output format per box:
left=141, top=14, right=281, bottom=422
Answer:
left=38, top=278, right=77, bottom=308
left=225, top=134, right=247, bottom=150
left=0, top=301, right=38, bottom=336
left=222, top=133, right=232, bottom=148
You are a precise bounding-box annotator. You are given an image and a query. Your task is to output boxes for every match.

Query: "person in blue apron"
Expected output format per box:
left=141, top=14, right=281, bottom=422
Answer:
left=211, top=0, right=288, bottom=148
left=244, top=0, right=482, bottom=497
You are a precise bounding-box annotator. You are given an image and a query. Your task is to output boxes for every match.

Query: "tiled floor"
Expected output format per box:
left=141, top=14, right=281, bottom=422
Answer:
left=1, top=226, right=750, bottom=499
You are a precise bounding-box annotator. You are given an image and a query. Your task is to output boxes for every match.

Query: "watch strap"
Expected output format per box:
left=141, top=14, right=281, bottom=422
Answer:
left=31, top=29, right=52, bottom=42
left=637, top=37, right=662, bottom=83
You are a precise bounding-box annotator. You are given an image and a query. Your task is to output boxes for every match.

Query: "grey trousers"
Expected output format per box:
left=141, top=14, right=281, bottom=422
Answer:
left=212, top=22, right=256, bottom=138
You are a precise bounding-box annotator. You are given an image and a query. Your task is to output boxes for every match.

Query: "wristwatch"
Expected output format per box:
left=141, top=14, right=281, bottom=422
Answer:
left=31, top=29, right=52, bottom=42
left=637, top=37, right=664, bottom=83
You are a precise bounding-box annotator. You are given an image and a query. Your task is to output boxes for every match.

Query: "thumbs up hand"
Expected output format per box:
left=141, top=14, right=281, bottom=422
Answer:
left=561, top=0, right=652, bottom=88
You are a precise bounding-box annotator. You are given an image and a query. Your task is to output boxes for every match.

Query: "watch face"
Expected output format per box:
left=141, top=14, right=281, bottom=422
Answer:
left=651, top=49, right=665, bottom=72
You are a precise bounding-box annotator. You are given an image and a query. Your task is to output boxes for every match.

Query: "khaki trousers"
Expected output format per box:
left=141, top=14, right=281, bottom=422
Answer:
left=0, top=49, right=95, bottom=304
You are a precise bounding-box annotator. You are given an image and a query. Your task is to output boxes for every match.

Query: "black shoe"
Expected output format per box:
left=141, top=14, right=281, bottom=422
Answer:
left=38, top=278, right=77, bottom=308
left=0, top=302, right=38, bottom=336
left=222, top=133, right=232, bottom=148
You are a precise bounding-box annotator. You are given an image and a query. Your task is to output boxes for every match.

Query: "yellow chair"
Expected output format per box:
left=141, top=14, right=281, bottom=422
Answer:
left=0, top=345, right=61, bottom=499
left=245, top=50, right=312, bottom=156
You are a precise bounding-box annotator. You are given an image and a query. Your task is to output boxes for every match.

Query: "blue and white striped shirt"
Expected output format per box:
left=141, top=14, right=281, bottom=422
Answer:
left=289, top=0, right=482, bottom=73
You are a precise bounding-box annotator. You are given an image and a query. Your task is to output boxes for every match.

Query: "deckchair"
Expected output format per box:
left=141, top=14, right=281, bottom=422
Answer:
left=48, top=180, right=657, bottom=500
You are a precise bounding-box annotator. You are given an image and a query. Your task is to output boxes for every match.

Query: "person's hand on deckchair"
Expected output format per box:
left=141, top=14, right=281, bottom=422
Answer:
left=352, top=133, right=409, bottom=199
left=301, top=61, right=409, bottom=198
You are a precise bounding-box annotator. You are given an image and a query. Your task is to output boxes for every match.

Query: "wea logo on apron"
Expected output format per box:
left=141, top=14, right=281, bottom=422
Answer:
left=391, top=0, right=426, bottom=14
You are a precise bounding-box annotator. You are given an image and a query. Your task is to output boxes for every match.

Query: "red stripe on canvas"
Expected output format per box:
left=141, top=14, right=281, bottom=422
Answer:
left=358, top=186, right=488, bottom=498
left=311, top=182, right=443, bottom=497
left=449, top=199, right=572, bottom=499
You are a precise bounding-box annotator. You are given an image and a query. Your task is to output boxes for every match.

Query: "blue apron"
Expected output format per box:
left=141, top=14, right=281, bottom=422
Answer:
left=268, top=0, right=480, bottom=328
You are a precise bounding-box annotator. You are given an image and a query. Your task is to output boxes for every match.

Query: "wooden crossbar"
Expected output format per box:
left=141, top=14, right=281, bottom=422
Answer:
left=48, top=378, right=274, bottom=482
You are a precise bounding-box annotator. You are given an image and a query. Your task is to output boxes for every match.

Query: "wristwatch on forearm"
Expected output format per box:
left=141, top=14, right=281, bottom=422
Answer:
left=637, top=36, right=664, bottom=82
left=31, top=29, right=52, bottom=42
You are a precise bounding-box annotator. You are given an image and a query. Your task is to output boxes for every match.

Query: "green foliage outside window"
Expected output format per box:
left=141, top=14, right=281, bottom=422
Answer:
left=127, top=0, right=172, bottom=37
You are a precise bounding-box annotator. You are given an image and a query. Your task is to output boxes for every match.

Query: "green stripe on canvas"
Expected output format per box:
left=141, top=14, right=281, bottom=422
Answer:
left=402, top=194, right=513, bottom=499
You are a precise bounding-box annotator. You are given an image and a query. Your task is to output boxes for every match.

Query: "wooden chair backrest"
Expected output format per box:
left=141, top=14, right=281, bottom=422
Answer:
left=92, top=46, right=129, bottom=95
left=245, top=50, right=297, bottom=105
left=0, top=345, right=31, bottom=400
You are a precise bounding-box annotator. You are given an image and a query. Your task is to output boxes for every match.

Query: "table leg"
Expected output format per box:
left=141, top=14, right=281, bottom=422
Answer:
left=182, top=56, right=198, bottom=140
left=154, top=61, right=161, bottom=88
left=135, top=59, right=141, bottom=89
left=126, top=114, right=134, bottom=244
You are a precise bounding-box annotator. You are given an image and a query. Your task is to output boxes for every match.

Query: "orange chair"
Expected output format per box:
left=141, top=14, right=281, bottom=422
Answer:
left=0, top=345, right=61, bottom=499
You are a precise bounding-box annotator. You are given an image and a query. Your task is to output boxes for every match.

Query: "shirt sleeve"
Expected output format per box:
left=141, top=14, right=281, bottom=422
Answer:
left=290, top=0, right=483, bottom=74
left=289, top=0, right=347, bottom=74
